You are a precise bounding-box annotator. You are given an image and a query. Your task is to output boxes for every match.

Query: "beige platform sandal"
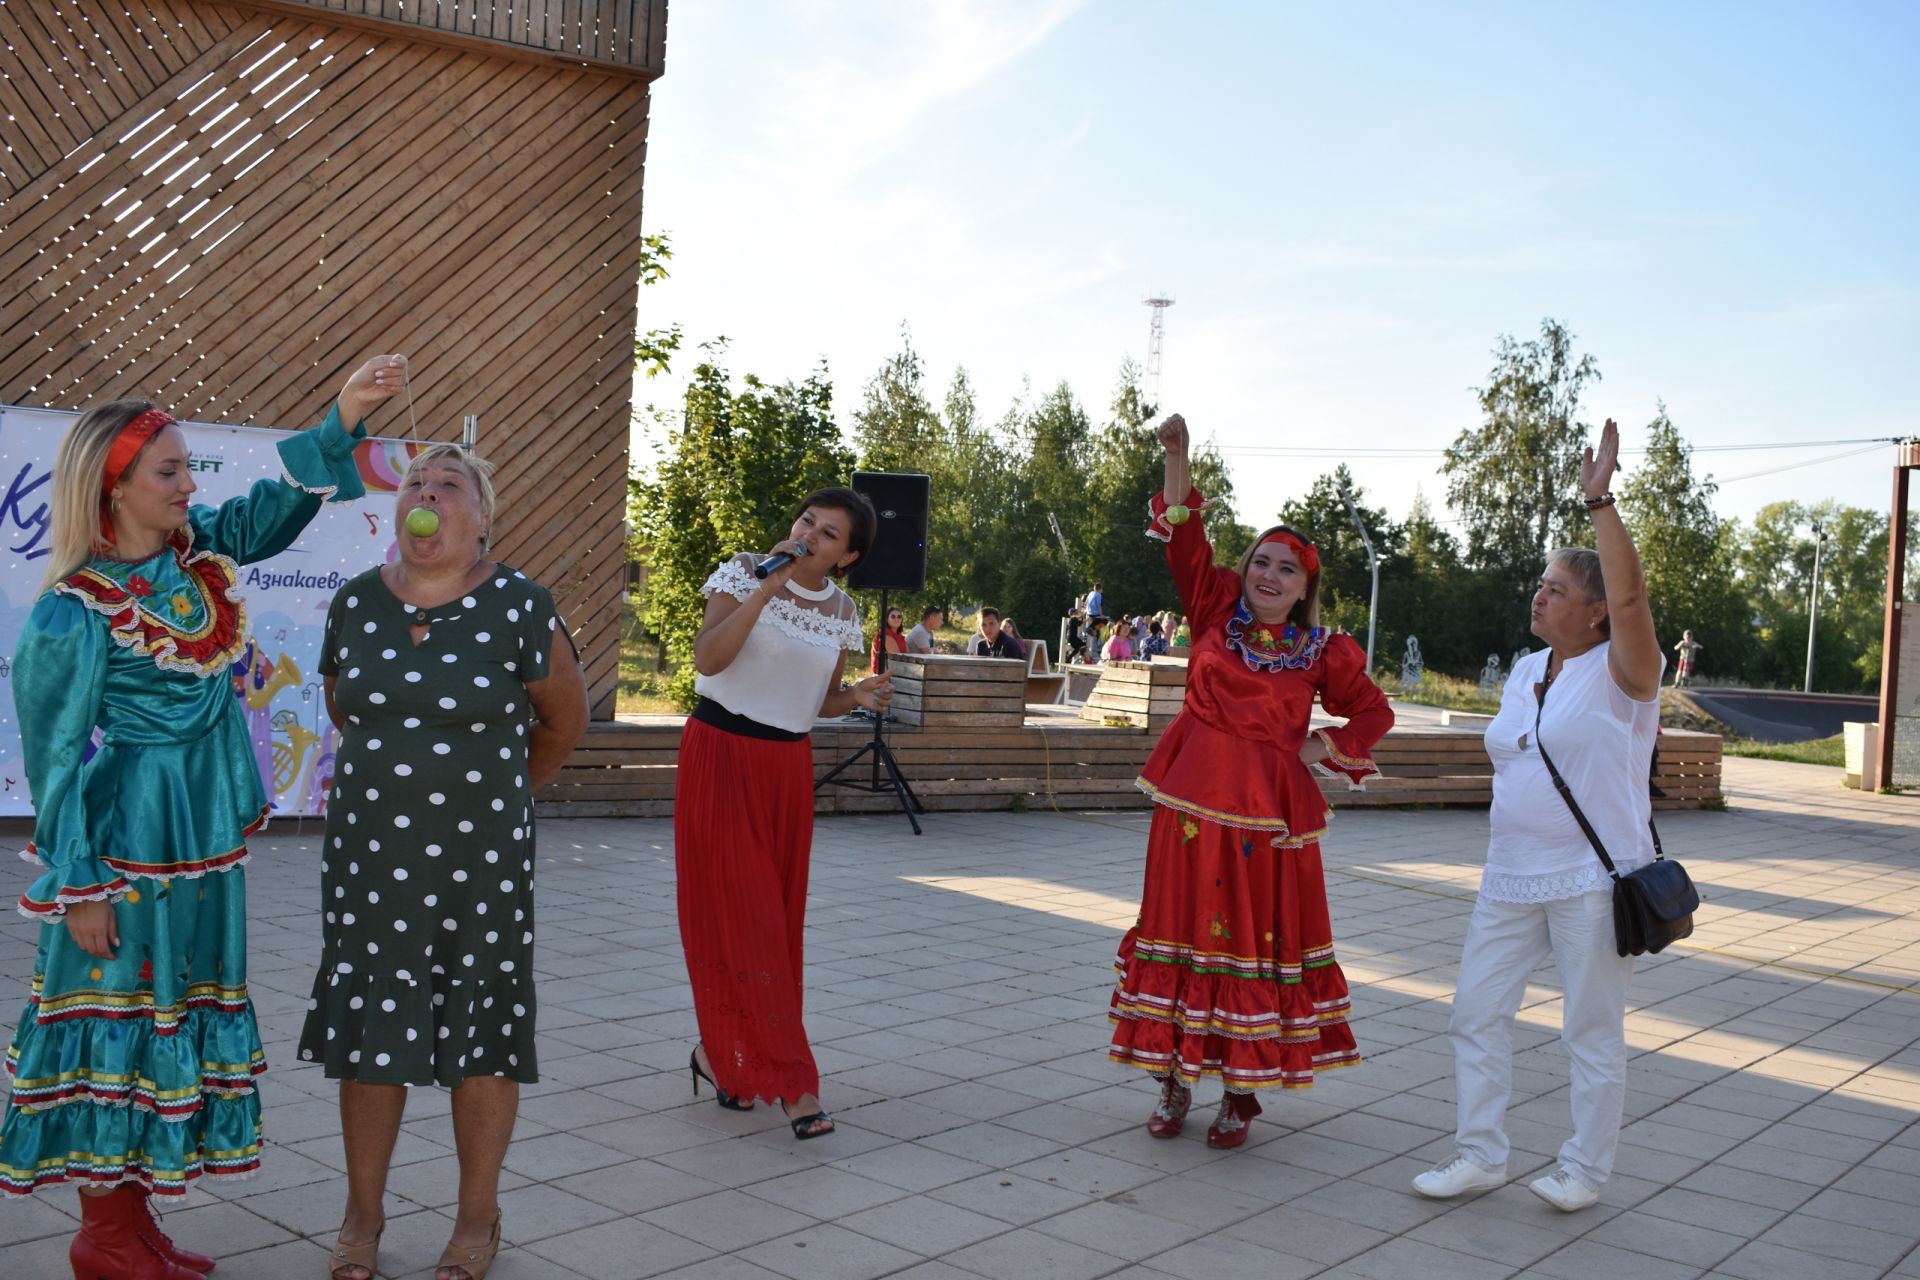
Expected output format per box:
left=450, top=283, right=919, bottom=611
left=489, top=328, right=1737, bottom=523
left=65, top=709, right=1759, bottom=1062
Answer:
left=325, top=1224, right=381, bottom=1280
left=435, top=1211, right=501, bottom=1280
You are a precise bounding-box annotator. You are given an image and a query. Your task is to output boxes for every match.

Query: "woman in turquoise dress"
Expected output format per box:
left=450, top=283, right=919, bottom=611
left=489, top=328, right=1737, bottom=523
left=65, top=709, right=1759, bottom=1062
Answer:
left=0, top=356, right=402, bottom=1280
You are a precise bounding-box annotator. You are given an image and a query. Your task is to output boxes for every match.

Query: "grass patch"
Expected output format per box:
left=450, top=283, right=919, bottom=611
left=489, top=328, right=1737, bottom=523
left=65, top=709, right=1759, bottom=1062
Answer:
left=1374, top=670, right=1502, bottom=716
left=616, top=602, right=679, bottom=714
left=1722, top=734, right=1845, bottom=768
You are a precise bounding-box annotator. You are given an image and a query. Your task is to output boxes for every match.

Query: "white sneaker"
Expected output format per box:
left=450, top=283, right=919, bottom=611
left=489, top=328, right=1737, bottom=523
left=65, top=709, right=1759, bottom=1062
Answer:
left=1411, top=1154, right=1505, bottom=1199
left=1529, top=1166, right=1600, bottom=1211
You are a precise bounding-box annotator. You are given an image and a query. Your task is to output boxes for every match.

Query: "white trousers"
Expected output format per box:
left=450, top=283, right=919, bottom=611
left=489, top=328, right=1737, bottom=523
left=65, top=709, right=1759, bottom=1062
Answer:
left=1448, top=889, right=1634, bottom=1186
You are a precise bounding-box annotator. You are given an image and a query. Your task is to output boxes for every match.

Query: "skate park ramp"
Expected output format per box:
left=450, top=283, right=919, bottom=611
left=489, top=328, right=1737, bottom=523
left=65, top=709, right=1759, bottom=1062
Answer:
left=1682, top=688, right=1877, bottom=743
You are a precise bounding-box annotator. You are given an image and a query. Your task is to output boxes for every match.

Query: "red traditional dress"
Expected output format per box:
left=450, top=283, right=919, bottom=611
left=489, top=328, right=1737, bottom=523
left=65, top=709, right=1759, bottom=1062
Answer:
left=1108, top=490, right=1393, bottom=1092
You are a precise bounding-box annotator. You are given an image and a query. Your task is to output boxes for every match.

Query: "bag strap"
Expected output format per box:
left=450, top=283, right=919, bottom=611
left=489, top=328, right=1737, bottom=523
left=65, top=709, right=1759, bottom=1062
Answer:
left=1534, top=668, right=1667, bottom=875
left=1532, top=673, right=1621, bottom=881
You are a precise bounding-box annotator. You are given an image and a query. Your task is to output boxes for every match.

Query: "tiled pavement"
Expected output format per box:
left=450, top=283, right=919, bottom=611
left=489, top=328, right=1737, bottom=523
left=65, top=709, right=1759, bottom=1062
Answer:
left=3, top=755, right=1918, bottom=1279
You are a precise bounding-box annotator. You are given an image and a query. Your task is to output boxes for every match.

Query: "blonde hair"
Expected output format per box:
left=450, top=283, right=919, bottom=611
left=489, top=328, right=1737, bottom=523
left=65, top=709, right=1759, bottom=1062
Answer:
left=42, top=399, right=157, bottom=590
left=402, top=444, right=497, bottom=549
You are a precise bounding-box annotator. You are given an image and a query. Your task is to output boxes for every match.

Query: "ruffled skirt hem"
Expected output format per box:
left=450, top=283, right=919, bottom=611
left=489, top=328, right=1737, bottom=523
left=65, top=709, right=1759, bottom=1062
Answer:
left=296, top=968, right=539, bottom=1087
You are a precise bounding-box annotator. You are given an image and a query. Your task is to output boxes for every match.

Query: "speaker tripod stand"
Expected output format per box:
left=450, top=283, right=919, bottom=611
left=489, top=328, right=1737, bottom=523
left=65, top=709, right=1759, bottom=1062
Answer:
left=814, top=589, right=927, bottom=834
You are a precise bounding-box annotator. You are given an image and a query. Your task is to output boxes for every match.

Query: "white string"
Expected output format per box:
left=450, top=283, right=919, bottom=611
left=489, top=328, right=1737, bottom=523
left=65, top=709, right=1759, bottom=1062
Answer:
left=399, top=354, right=421, bottom=440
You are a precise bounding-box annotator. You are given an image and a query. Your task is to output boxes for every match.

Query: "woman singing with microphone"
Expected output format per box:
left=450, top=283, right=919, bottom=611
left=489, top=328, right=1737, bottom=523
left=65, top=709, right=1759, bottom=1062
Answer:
left=675, top=488, right=893, bottom=1139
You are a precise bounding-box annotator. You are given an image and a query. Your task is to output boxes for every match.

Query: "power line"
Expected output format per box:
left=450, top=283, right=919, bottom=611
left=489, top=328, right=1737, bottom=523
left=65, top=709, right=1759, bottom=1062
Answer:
left=1212, top=435, right=1902, bottom=459
left=1713, top=441, right=1889, bottom=485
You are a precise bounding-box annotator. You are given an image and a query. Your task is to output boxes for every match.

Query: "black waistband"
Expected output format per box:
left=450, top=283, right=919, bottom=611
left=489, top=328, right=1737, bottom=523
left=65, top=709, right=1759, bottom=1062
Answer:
left=691, top=696, right=807, bottom=742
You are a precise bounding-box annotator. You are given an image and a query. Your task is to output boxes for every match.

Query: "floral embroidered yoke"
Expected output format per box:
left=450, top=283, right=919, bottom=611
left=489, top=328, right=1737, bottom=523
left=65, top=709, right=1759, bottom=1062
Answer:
left=1110, top=487, right=1395, bottom=1093
left=1, top=405, right=364, bottom=1197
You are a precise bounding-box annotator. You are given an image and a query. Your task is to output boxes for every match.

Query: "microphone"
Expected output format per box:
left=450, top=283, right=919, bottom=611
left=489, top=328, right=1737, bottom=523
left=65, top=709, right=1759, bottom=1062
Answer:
left=754, top=539, right=809, bottom=580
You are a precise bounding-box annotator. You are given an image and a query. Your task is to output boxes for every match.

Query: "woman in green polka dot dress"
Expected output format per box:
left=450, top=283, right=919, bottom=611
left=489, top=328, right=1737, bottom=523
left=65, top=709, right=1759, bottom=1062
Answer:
left=296, top=445, right=588, bottom=1280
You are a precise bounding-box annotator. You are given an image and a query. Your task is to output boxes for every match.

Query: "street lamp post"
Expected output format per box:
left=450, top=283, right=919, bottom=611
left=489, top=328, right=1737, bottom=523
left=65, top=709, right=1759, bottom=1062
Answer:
left=1337, top=483, right=1380, bottom=673
left=1804, top=521, right=1828, bottom=694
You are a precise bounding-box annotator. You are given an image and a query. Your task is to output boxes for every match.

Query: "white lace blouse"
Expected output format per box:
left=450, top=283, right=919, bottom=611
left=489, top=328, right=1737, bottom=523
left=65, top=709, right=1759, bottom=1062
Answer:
left=694, top=554, right=865, bottom=734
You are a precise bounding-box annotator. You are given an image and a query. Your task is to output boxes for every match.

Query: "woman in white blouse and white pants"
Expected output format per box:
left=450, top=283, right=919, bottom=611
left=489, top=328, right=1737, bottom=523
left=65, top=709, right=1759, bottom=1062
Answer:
left=674, top=487, right=893, bottom=1140
left=1414, top=420, right=1665, bottom=1212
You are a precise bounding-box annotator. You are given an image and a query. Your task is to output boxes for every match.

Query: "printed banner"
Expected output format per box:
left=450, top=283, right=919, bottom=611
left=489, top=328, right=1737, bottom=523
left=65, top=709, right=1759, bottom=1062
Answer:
left=0, top=405, right=423, bottom=818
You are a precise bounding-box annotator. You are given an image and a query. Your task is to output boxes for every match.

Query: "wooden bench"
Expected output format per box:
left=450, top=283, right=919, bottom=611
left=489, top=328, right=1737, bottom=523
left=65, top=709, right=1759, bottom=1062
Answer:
left=534, top=717, right=1723, bottom=817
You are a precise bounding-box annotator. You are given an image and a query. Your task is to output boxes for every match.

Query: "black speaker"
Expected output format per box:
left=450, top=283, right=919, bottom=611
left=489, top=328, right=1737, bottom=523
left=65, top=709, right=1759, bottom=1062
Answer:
left=846, top=471, right=930, bottom=593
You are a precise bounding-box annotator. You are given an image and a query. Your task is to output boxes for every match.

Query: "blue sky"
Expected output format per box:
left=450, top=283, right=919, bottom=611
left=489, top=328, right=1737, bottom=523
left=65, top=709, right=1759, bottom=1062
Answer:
left=635, top=1, right=1917, bottom=533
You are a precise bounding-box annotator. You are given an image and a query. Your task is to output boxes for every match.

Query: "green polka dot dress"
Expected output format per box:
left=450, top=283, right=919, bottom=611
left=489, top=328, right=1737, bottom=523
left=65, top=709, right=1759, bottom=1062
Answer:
left=296, top=564, right=561, bottom=1085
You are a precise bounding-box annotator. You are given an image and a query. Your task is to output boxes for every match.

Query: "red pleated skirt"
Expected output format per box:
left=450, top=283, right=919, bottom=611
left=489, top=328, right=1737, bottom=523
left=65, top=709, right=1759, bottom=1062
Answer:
left=1108, top=804, right=1360, bottom=1090
left=674, top=717, right=820, bottom=1104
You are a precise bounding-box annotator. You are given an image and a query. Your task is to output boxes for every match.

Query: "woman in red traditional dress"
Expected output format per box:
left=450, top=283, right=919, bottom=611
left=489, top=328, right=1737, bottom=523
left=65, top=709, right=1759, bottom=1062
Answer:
left=675, top=488, right=895, bottom=1139
left=1108, top=414, right=1394, bottom=1149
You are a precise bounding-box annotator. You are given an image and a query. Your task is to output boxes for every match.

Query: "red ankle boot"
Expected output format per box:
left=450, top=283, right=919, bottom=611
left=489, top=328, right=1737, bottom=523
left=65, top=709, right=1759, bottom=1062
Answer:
left=1205, top=1091, right=1264, bottom=1150
left=131, top=1186, right=217, bottom=1273
left=1147, top=1076, right=1192, bottom=1138
left=70, top=1185, right=203, bottom=1280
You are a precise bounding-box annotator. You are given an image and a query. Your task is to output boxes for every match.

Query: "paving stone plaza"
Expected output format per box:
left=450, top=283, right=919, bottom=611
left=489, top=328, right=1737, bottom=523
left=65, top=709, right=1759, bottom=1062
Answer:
left=3, top=756, right=1917, bottom=1279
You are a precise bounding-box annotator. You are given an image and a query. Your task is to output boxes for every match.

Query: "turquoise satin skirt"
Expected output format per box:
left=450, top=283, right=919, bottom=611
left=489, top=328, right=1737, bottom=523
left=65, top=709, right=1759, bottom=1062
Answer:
left=0, top=864, right=264, bottom=1196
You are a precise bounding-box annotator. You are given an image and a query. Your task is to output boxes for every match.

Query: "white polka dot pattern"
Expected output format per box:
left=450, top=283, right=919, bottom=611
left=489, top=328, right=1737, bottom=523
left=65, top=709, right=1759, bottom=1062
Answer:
left=300, top=564, right=560, bottom=1086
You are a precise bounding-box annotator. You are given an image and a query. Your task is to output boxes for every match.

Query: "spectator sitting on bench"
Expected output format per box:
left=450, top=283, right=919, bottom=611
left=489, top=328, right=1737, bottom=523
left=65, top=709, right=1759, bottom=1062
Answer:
left=1105, top=616, right=1134, bottom=662
left=1142, top=619, right=1169, bottom=657
left=906, top=605, right=942, bottom=655
left=970, top=606, right=1025, bottom=659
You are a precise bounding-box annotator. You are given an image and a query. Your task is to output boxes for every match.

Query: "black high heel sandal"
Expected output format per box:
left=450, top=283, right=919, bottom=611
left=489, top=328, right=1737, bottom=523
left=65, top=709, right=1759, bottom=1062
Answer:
left=783, top=1105, right=835, bottom=1140
left=690, top=1048, right=753, bottom=1111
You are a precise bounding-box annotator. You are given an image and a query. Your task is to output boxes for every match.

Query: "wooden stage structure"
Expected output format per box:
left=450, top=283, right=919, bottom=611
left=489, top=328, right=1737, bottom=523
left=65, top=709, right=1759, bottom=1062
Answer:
left=0, top=0, right=667, bottom=717
left=539, top=657, right=1725, bottom=819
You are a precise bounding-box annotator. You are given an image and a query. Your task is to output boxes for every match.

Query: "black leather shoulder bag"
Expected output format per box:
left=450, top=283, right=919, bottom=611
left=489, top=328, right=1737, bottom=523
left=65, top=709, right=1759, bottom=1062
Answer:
left=1533, top=672, right=1699, bottom=957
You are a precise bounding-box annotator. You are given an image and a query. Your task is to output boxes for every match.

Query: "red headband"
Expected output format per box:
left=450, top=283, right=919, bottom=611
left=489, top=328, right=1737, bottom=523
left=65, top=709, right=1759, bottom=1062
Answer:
left=99, top=408, right=176, bottom=542
left=1258, top=529, right=1320, bottom=576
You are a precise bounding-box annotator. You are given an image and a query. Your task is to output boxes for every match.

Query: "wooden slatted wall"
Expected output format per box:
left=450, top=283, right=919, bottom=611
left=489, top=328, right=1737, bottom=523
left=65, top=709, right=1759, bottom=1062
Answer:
left=290, top=0, right=664, bottom=68
left=0, top=0, right=667, bottom=716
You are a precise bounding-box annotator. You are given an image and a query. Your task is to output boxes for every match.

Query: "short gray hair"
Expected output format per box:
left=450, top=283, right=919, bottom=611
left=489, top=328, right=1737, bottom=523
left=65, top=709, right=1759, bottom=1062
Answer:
left=1546, top=546, right=1608, bottom=635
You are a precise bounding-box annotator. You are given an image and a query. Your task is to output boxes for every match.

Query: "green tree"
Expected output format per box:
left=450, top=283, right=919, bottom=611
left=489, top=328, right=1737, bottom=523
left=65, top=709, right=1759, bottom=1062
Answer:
left=1082, top=359, right=1171, bottom=618
left=929, top=366, right=1018, bottom=616
left=1277, top=466, right=1402, bottom=656
left=1443, top=318, right=1601, bottom=584
left=1077, top=361, right=1245, bottom=628
left=849, top=324, right=942, bottom=470
left=1385, top=489, right=1507, bottom=677
left=633, top=346, right=852, bottom=707
left=1616, top=405, right=1747, bottom=684
left=634, top=232, right=683, bottom=382
left=1731, top=500, right=1888, bottom=691
left=848, top=332, right=1017, bottom=629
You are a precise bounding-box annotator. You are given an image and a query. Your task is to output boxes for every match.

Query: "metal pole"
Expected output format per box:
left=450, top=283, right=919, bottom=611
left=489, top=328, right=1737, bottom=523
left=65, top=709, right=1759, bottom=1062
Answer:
left=1338, top=483, right=1380, bottom=672
left=1804, top=522, right=1826, bottom=693
left=1877, top=443, right=1918, bottom=788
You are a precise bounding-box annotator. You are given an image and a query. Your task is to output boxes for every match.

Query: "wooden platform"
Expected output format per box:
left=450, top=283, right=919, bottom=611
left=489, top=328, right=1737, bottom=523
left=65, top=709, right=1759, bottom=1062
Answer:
left=535, top=713, right=1724, bottom=818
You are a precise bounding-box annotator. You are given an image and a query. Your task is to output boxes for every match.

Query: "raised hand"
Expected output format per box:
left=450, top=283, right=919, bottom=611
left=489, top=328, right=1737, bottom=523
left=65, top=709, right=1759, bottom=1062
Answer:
left=1156, top=413, right=1189, bottom=454
left=1581, top=418, right=1619, bottom=498
left=337, top=354, right=408, bottom=426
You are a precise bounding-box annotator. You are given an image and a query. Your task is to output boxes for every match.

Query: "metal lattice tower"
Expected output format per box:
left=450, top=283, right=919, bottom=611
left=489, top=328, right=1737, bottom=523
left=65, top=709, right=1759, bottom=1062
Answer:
left=1143, top=294, right=1175, bottom=404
